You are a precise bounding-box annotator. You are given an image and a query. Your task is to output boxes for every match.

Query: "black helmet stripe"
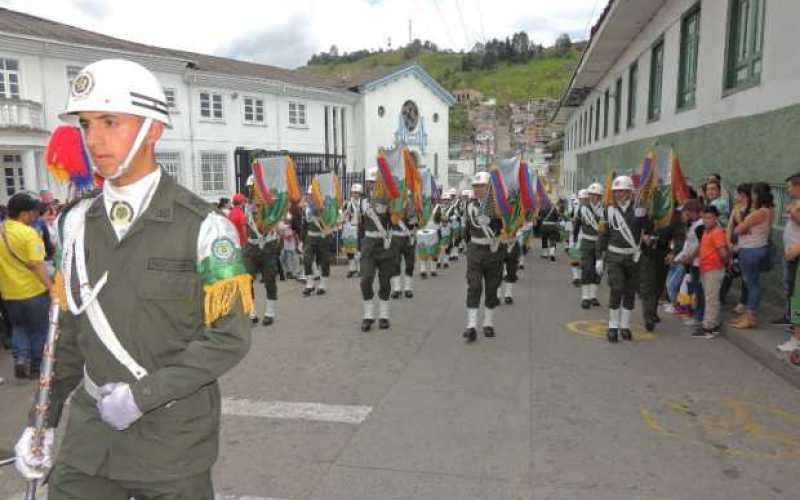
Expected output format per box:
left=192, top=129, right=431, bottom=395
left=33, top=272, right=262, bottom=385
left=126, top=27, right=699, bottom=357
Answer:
left=130, top=91, right=167, bottom=108
left=131, top=100, right=170, bottom=116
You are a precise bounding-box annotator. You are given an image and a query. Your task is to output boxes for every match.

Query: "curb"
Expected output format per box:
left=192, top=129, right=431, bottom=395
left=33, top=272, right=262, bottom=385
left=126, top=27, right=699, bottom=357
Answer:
left=723, top=327, right=800, bottom=390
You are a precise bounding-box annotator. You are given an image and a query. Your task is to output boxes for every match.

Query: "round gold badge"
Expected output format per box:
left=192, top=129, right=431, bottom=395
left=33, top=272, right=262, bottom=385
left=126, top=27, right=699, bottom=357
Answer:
left=110, top=201, right=134, bottom=226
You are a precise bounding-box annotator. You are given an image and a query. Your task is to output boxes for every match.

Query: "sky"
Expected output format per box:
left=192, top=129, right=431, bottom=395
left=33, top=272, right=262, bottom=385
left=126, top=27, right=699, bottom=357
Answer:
left=0, top=0, right=604, bottom=69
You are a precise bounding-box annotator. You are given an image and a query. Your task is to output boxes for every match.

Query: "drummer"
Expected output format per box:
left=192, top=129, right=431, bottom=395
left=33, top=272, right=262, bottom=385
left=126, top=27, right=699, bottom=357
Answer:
left=417, top=227, right=439, bottom=279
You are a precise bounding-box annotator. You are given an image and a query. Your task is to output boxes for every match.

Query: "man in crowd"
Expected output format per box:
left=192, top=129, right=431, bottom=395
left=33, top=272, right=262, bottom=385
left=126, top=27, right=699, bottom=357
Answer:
left=0, top=193, right=53, bottom=379
left=777, top=173, right=800, bottom=349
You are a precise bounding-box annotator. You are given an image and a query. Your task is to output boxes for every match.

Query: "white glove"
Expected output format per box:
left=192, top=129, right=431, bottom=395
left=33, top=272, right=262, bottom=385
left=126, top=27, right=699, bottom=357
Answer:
left=14, top=427, right=54, bottom=480
left=477, top=215, right=490, bottom=226
left=595, top=259, right=604, bottom=276
left=97, top=383, right=143, bottom=431
left=635, top=207, right=647, bottom=217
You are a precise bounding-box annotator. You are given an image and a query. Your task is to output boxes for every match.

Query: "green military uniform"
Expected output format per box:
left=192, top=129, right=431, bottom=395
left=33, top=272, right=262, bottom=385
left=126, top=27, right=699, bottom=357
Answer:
left=390, top=203, right=418, bottom=299
left=464, top=196, right=503, bottom=341
left=539, top=204, right=561, bottom=260
left=359, top=197, right=397, bottom=330
left=598, top=201, right=648, bottom=342
left=577, top=201, right=604, bottom=308
left=243, top=206, right=281, bottom=325
left=47, top=173, right=251, bottom=498
left=302, top=205, right=331, bottom=295
left=638, top=218, right=676, bottom=331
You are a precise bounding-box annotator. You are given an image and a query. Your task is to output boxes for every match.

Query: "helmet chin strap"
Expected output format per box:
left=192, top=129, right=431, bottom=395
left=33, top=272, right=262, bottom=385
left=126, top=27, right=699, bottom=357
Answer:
left=86, top=117, right=154, bottom=181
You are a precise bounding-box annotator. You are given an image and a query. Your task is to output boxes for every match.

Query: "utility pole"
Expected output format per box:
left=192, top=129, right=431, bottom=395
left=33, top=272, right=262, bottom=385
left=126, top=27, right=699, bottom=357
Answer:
left=408, top=20, right=412, bottom=44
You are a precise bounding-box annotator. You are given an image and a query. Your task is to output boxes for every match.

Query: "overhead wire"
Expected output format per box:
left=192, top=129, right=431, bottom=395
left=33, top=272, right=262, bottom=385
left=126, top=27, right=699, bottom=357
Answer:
left=453, top=0, right=473, bottom=51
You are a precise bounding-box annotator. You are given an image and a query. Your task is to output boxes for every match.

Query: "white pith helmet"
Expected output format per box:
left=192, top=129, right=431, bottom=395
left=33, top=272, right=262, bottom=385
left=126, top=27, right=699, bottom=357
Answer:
left=461, top=189, right=474, bottom=198
left=578, top=189, right=589, bottom=200
left=587, top=182, right=604, bottom=196
left=471, top=171, right=490, bottom=186
left=365, top=167, right=378, bottom=182
left=611, top=175, right=634, bottom=191
left=351, top=183, right=363, bottom=194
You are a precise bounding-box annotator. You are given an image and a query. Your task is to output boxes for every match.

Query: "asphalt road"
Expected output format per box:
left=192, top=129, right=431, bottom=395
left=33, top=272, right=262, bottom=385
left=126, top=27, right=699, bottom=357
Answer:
left=1, top=248, right=800, bottom=500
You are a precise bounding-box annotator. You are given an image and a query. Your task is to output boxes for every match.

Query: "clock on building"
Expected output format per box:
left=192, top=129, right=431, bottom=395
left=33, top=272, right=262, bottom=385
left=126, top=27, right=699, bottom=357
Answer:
left=401, top=100, right=419, bottom=131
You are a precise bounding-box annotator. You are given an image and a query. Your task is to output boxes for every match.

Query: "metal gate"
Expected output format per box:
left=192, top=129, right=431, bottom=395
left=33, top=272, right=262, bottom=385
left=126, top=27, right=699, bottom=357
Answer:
left=234, top=148, right=348, bottom=194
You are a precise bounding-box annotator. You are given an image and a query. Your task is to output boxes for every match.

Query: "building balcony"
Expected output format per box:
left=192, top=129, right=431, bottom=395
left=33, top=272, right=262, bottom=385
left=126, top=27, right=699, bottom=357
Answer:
left=0, top=98, right=46, bottom=132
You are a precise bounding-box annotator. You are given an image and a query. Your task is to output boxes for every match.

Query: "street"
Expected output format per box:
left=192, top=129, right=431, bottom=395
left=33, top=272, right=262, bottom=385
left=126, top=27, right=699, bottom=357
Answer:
left=2, top=250, right=800, bottom=500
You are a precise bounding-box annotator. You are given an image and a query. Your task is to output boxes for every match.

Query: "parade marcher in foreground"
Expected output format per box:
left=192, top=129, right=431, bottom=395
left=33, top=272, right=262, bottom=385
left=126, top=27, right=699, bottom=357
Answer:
left=390, top=194, right=418, bottom=299
left=578, top=183, right=605, bottom=309
left=343, top=183, right=363, bottom=278
left=244, top=188, right=281, bottom=326
left=598, top=175, right=648, bottom=343
left=463, top=172, right=503, bottom=342
left=301, top=187, right=331, bottom=297
left=359, top=167, right=397, bottom=331
left=14, top=59, right=251, bottom=499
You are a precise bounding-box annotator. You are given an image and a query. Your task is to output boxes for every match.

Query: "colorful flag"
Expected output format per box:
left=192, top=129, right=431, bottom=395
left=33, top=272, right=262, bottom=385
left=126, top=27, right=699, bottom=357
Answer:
left=518, top=161, right=535, bottom=212
left=637, top=149, right=658, bottom=213
left=45, top=125, right=95, bottom=191
left=417, top=168, right=434, bottom=227
left=603, top=169, right=617, bottom=207
left=310, top=172, right=342, bottom=231
left=376, top=148, right=401, bottom=200
left=670, top=148, right=690, bottom=206
left=251, top=156, right=301, bottom=230
left=489, top=162, right=513, bottom=218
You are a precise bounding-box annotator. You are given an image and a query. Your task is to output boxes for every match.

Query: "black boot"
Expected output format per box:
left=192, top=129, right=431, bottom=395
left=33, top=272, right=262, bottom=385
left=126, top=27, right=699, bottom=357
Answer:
left=620, top=329, right=633, bottom=341
left=361, top=319, right=374, bottom=332
left=379, top=318, right=390, bottom=330
left=644, top=317, right=655, bottom=332
left=550, top=255, right=556, bottom=262
left=519, top=263, right=525, bottom=270
left=436, top=263, right=442, bottom=269
left=404, top=290, right=414, bottom=298
left=250, top=315, right=259, bottom=325
left=504, top=296, right=514, bottom=305
left=572, top=278, right=581, bottom=287
left=443, top=263, right=450, bottom=269
left=262, top=316, right=274, bottom=327
left=420, top=272, right=428, bottom=279
left=483, top=326, right=495, bottom=338
left=463, top=327, right=477, bottom=343
left=346, top=270, right=356, bottom=278
left=14, top=361, right=29, bottom=379
left=302, top=288, right=313, bottom=297
left=590, top=298, right=601, bottom=307
left=391, top=291, right=401, bottom=300
left=316, top=288, right=326, bottom=296
left=653, top=314, right=662, bottom=323
left=607, top=328, right=619, bottom=343
left=581, top=299, right=591, bottom=310
left=431, top=271, right=438, bottom=277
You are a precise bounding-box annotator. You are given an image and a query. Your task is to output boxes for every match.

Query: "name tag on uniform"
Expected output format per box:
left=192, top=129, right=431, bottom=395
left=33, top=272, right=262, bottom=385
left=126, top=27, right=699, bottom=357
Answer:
left=146, top=257, right=195, bottom=273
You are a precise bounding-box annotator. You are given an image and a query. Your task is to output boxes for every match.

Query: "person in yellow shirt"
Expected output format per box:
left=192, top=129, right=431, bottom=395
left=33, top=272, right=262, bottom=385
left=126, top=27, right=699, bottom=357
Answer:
left=0, top=192, right=53, bottom=379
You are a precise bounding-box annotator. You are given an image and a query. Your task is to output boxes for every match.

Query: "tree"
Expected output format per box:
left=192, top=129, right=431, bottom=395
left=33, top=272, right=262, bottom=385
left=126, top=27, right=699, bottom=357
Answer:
left=328, top=45, right=339, bottom=57
left=555, top=33, right=572, bottom=56
left=511, top=31, right=530, bottom=62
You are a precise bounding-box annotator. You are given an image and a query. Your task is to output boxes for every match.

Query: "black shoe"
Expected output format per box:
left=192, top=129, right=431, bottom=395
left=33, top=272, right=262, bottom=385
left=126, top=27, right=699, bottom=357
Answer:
left=581, top=299, right=591, bottom=310
left=346, top=271, right=356, bottom=278
left=483, top=326, right=495, bottom=338
left=550, top=256, right=556, bottom=262
left=590, top=298, right=601, bottom=307
left=443, top=263, right=450, bottom=269
left=450, top=256, right=458, bottom=262
left=572, top=278, right=581, bottom=287
left=391, top=291, right=401, bottom=300
left=262, top=316, right=274, bottom=327
left=691, top=327, right=707, bottom=338
left=436, top=263, right=442, bottom=269
left=504, top=296, right=514, bottom=305
left=540, top=254, right=548, bottom=259
left=379, top=318, right=390, bottom=330
left=620, top=328, right=633, bottom=341
left=431, top=272, right=438, bottom=277
left=645, top=318, right=655, bottom=332
left=463, top=327, right=477, bottom=343
left=404, top=290, right=414, bottom=298
left=302, top=288, right=313, bottom=297
left=361, top=319, right=374, bottom=332
left=14, top=362, right=29, bottom=379
left=420, top=272, right=428, bottom=279
left=316, top=289, right=326, bottom=296
left=653, top=314, right=662, bottom=323
left=250, top=315, right=259, bottom=325
left=519, top=264, right=525, bottom=270
left=607, top=328, right=619, bottom=343
left=771, top=316, right=791, bottom=327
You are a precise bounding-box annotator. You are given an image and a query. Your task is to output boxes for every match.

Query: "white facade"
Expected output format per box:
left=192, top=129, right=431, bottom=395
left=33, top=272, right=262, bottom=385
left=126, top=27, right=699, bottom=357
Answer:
left=557, top=0, right=800, bottom=191
left=0, top=25, right=452, bottom=203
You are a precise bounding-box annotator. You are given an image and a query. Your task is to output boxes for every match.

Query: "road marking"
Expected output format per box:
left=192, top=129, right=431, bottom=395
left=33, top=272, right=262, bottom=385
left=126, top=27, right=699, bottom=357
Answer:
left=565, top=319, right=657, bottom=341
left=222, top=398, right=372, bottom=424
left=3, top=490, right=286, bottom=500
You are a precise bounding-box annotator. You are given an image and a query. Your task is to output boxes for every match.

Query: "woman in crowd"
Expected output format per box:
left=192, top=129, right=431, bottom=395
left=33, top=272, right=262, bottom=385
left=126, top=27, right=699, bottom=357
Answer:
left=730, top=182, right=774, bottom=328
left=721, top=183, right=752, bottom=312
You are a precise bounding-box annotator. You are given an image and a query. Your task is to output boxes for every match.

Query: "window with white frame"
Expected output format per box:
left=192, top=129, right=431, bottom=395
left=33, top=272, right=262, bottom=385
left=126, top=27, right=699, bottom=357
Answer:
left=199, top=91, right=223, bottom=120
left=66, top=65, right=81, bottom=90
left=199, top=152, right=227, bottom=192
left=2, top=154, right=24, bottom=196
left=163, top=88, right=177, bottom=112
left=243, top=96, right=265, bottom=124
left=0, top=58, right=21, bottom=99
left=288, top=101, right=307, bottom=127
left=155, top=151, right=181, bottom=181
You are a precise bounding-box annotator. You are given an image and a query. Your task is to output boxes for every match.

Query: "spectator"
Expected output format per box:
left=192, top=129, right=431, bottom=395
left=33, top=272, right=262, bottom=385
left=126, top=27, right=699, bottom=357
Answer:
left=697, top=206, right=729, bottom=338
left=779, top=199, right=800, bottom=352
left=672, top=199, right=704, bottom=331
left=721, top=183, right=752, bottom=311
left=731, top=182, right=775, bottom=329
left=664, top=208, right=688, bottom=313
left=776, top=173, right=800, bottom=345
left=705, top=180, right=729, bottom=227
left=0, top=193, right=53, bottom=379
left=278, top=215, right=299, bottom=279
left=227, top=193, right=247, bottom=247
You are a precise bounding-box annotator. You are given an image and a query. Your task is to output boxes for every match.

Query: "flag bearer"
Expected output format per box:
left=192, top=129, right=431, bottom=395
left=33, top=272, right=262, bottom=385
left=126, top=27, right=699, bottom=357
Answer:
left=390, top=196, right=418, bottom=299
left=243, top=193, right=281, bottom=326
left=343, top=183, right=363, bottom=278
left=539, top=200, right=561, bottom=261
left=578, top=183, right=605, bottom=309
left=301, top=187, right=331, bottom=297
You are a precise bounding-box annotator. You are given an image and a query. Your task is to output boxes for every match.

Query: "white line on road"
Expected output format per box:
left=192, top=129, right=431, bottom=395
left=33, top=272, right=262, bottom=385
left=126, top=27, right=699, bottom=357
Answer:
left=222, top=397, right=372, bottom=424
left=4, top=491, right=286, bottom=500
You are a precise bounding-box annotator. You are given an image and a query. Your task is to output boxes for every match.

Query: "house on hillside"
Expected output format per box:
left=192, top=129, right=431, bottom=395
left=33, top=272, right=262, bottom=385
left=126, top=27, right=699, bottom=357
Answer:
left=554, top=0, right=799, bottom=202
left=0, top=7, right=454, bottom=203
left=453, top=88, right=483, bottom=106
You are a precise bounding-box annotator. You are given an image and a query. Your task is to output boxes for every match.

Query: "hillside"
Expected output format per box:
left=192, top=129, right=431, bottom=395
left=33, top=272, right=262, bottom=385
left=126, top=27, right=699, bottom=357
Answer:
left=298, top=48, right=581, bottom=105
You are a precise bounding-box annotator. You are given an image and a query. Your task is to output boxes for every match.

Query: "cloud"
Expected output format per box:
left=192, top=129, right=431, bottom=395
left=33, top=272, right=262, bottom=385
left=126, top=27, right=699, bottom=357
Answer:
left=73, top=0, right=109, bottom=19
left=217, top=15, right=318, bottom=69
left=365, top=0, right=383, bottom=5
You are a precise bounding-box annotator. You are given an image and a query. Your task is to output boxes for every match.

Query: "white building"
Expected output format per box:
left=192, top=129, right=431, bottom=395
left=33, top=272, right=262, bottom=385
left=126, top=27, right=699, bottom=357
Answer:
left=554, top=0, right=800, bottom=195
left=0, top=8, right=454, bottom=204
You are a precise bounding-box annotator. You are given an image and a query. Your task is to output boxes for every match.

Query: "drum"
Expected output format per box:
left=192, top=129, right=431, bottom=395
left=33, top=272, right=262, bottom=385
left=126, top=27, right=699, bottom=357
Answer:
left=342, top=223, right=358, bottom=254
left=416, top=229, right=439, bottom=260
left=439, top=225, right=452, bottom=249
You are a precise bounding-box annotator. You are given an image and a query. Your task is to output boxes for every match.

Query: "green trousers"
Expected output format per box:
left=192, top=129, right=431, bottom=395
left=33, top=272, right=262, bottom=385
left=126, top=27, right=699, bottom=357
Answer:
left=466, top=242, right=503, bottom=309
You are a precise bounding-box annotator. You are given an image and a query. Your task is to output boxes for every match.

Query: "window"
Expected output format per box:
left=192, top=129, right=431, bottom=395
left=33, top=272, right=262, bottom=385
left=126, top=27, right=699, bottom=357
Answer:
left=289, top=101, right=307, bottom=127
left=678, top=5, right=701, bottom=109
left=155, top=151, right=181, bottom=181
left=2, top=154, right=24, bottom=196
left=163, top=88, right=177, bottom=111
left=588, top=106, right=593, bottom=144
left=66, top=65, right=81, bottom=90
left=200, top=152, right=227, bottom=192
left=378, top=105, right=385, bottom=117
left=0, top=58, right=21, bottom=99
left=595, top=98, right=601, bottom=142
left=648, top=40, right=664, bottom=122
left=199, top=92, right=223, bottom=120
left=628, top=61, right=638, bottom=129
left=433, top=112, right=439, bottom=123
left=603, top=89, right=610, bottom=138
left=614, top=77, right=623, bottom=134
left=725, top=0, right=765, bottom=91
left=243, top=96, right=265, bottom=124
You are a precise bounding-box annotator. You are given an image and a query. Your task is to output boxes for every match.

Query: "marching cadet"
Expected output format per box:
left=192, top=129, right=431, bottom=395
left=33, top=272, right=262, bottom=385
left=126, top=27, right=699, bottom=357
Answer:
left=446, top=189, right=462, bottom=261
left=243, top=190, right=281, bottom=326
left=437, top=192, right=453, bottom=271
left=597, top=175, right=648, bottom=342
left=359, top=167, right=398, bottom=331
left=538, top=197, right=561, bottom=261
left=390, top=194, right=418, bottom=299
left=500, top=227, right=521, bottom=305
left=343, top=183, right=363, bottom=278
left=301, top=186, right=331, bottom=297
left=14, top=59, right=251, bottom=498
left=566, top=193, right=582, bottom=286
left=463, top=172, right=504, bottom=342
left=638, top=208, right=676, bottom=332
left=578, top=183, right=605, bottom=309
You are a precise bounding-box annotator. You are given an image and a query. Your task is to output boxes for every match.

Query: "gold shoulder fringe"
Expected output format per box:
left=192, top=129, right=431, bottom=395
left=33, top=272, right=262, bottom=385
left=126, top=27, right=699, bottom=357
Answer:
left=203, top=274, right=254, bottom=326
left=53, top=271, right=68, bottom=311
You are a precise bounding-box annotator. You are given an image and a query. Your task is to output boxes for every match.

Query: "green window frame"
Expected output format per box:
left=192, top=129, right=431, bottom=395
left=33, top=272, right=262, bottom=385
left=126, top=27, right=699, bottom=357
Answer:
left=627, top=61, right=638, bottom=129
left=724, top=0, right=765, bottom=91
left=603, top=89, right=610, bottom=138
left=595, top=97, right=600, bottom=142
left=678, top=5, right=701, bottom=110
left=648, top=39, right=664, bottom=122
left=614, top=77, right=622, bottom=134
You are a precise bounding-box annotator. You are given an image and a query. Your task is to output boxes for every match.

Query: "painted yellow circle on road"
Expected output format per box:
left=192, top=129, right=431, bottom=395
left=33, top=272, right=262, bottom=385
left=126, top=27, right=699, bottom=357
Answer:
left=641, top=396, right=800, bottom=460
left=565, top=319, right=657, bottom=341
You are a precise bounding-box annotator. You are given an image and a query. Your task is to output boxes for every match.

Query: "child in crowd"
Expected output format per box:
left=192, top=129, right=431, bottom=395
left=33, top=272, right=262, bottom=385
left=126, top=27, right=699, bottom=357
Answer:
left=696, top=205, right=729, bottom=338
